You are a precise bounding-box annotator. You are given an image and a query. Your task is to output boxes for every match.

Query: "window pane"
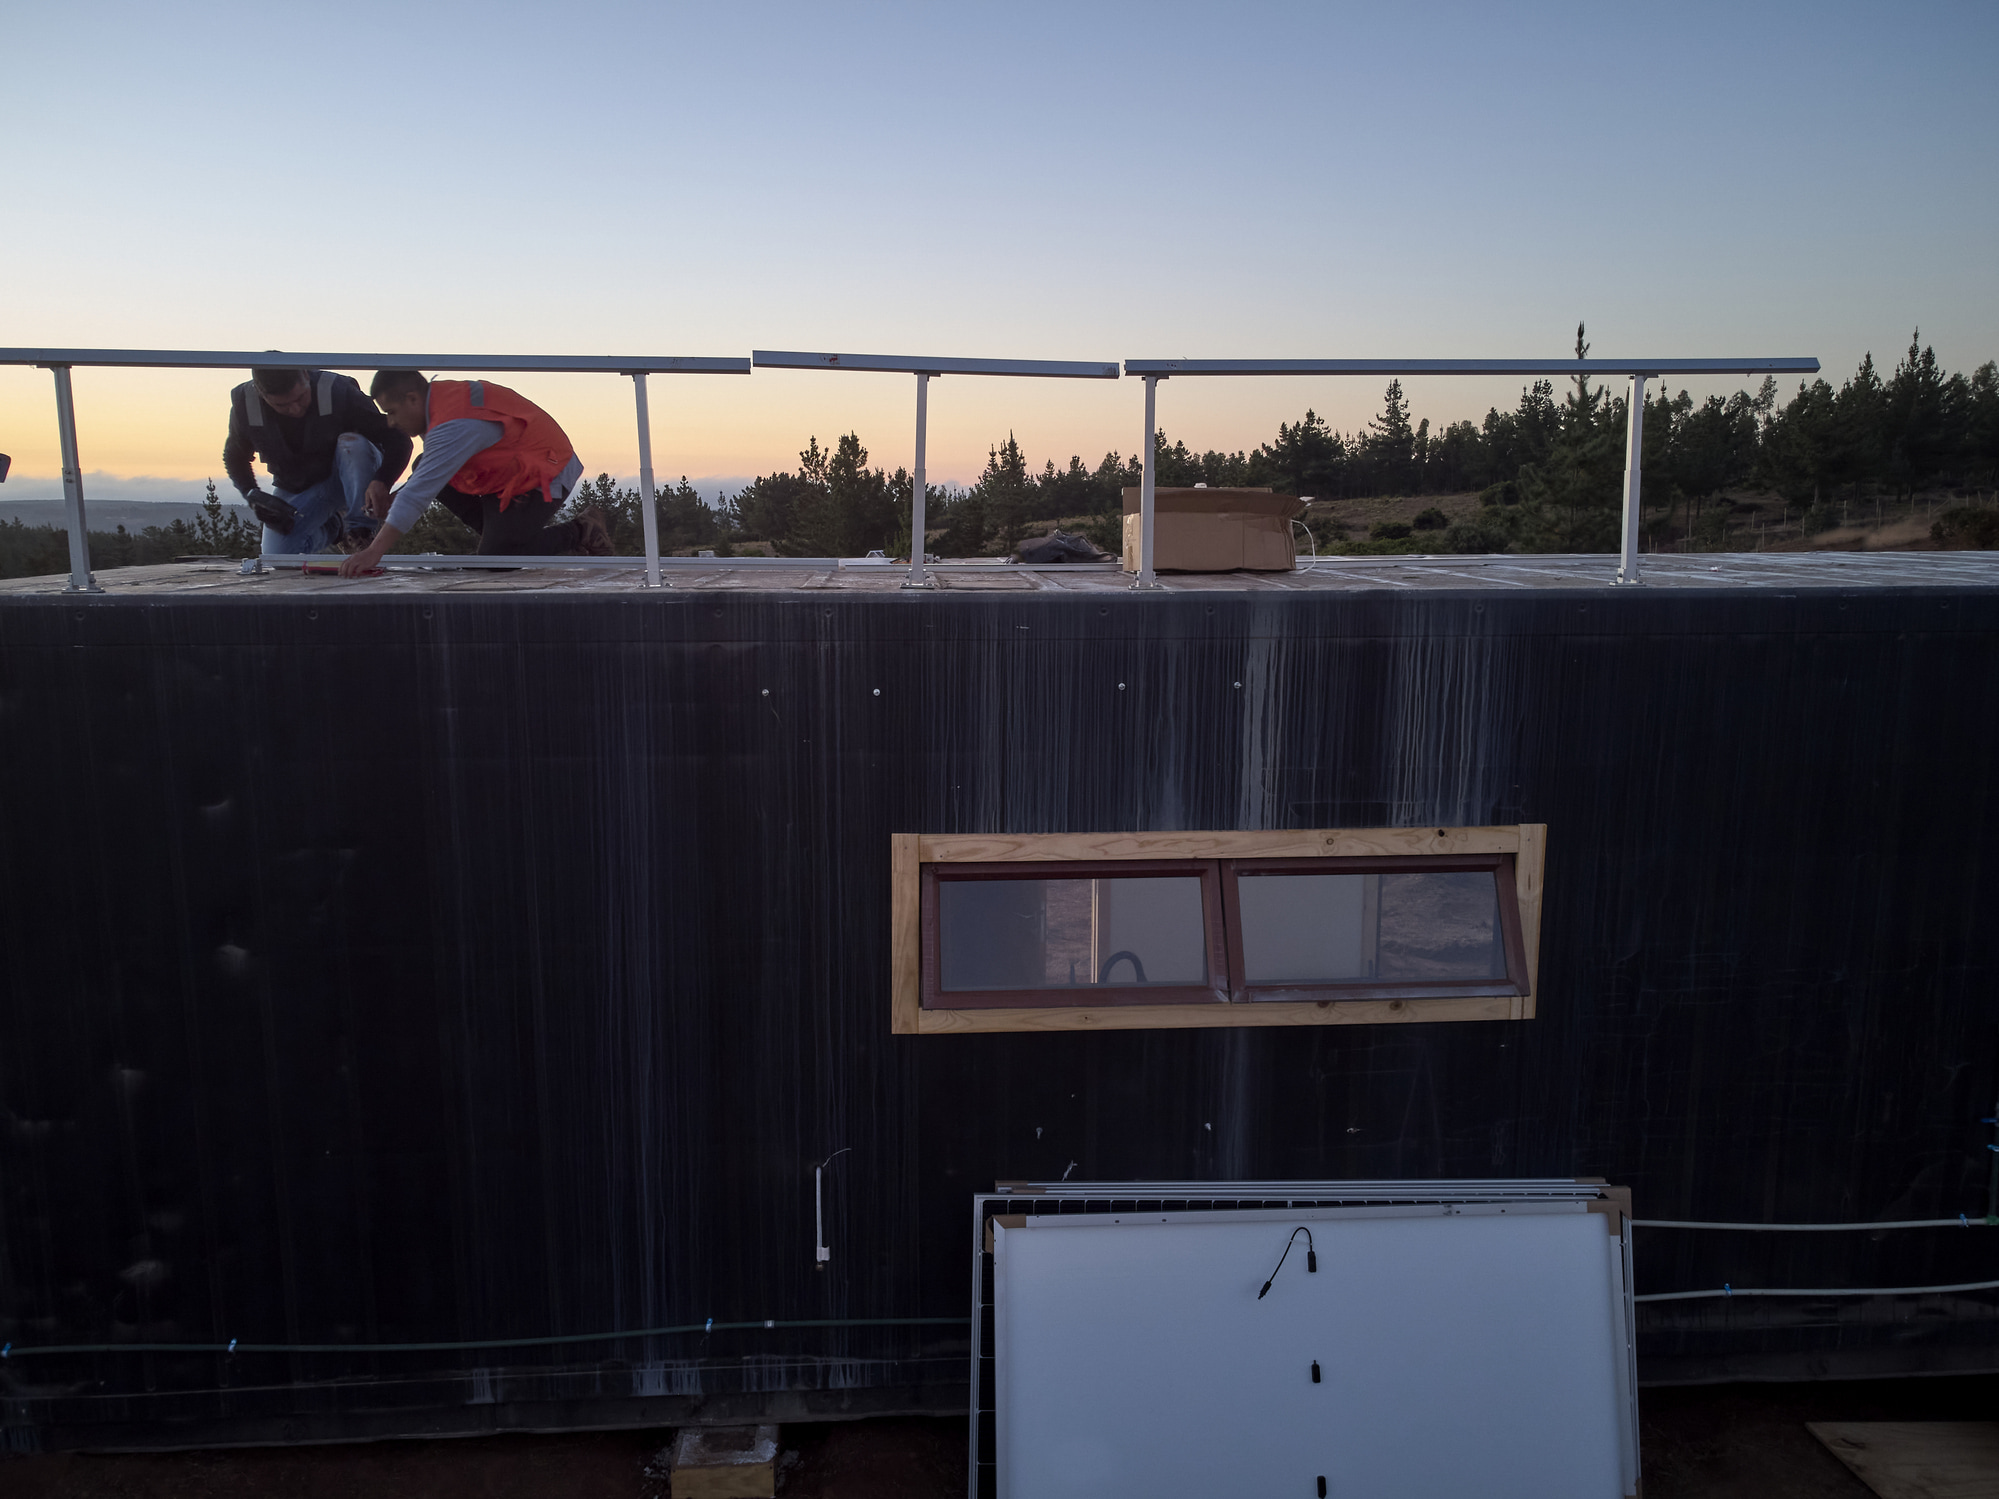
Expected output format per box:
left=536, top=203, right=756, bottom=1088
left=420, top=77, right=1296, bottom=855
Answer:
left=1094, top=877, right=1207, bottom=985
left=1237, top=870, right=1507, bottom=985
left=1237, top=874, right=1369, bottom=982
left=1377, top=871, right=1505, bottom=980
left=938, top=875, right=1207, bottom=991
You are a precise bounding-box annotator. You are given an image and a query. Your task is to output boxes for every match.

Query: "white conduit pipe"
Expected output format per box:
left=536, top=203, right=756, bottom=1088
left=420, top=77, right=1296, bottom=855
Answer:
left=1632, top=1216, right=1996, bottom=1302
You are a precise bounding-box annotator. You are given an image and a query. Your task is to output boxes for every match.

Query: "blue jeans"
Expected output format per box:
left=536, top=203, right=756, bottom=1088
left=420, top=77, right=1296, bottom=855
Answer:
left=263, top=433, right=381, bottom=555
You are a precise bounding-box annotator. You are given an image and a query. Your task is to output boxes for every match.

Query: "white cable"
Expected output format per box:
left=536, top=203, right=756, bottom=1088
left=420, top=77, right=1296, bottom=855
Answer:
left=1637, top=1278, right=1999, bottom=1303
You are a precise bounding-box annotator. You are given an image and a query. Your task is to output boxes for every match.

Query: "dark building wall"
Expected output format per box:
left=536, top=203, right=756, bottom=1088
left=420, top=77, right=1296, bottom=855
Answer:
left=0, top=584, right=1995, bottom=1447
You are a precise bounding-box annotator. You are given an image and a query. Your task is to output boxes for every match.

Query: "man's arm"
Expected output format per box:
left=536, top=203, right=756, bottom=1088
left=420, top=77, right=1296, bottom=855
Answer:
left=223, top=388, right=300, bottom=533
left=341, top=419, right=505, bottom=576
left=338, top=519, right=405, bottom=577
left=221, top=392, right=260, bottom=498
left=380, top=418, right=504, bottom=533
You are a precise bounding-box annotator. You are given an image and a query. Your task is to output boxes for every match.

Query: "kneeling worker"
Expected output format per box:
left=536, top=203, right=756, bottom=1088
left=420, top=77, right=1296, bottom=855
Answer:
left=338, top=370, right=612, bottom=577
left=225, top=366, right=412, bottom=554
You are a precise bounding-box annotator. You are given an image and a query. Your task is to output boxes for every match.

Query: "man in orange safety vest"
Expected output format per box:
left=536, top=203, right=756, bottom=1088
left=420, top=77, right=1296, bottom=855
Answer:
left=338, top=369, right=612, bottom=576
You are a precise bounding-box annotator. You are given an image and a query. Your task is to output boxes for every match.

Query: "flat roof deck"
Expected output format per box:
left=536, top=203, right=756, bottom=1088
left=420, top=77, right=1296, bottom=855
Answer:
left=3, top=551, right=1998, bottom=599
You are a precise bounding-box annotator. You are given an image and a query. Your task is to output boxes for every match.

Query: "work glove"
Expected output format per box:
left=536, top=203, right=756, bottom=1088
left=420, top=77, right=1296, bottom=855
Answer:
left=247, top=490, right=300, bottom=536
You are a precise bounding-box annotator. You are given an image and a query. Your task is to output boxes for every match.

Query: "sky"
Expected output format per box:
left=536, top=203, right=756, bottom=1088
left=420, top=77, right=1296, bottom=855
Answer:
left=4, top=0, right=1996, bottom=506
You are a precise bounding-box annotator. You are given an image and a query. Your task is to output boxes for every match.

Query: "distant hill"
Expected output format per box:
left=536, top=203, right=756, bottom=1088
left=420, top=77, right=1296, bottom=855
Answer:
left=0, top=499, right=255, bottom=533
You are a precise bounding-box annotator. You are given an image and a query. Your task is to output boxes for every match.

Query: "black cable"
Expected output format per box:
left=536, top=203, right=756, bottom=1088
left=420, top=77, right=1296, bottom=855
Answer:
left=1257, top=1227, right=1317, bottom=1299
left=1099, top=950, right=1147, bottom=983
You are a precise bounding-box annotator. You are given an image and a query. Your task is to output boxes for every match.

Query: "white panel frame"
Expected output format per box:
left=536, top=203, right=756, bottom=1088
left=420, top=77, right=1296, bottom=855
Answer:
left=971, top=1182, right=1636, bottom=1499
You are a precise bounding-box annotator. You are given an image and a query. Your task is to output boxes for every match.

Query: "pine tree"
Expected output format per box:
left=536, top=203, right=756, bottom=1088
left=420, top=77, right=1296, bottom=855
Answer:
left=1883, top=331, right=1949, bottom=498
left=1261, top=411, right=1343, bottom=497
left=1566, top=322, right=1600, bottom=427
left=194, top=478, right=259, bottom=558
left=825, top=433, right=896, bottom=556
left=1966, top=362, right=1999, bottom=489
left=1362, top=380, right=1416, bottom=492
left=970, top=434, right=1035, bottom=552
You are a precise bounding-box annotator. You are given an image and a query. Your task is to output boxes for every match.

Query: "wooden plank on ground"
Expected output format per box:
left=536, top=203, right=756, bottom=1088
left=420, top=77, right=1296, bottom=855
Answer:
left=1808, top=1422, right=1999, bottom=1499
left=671, top=1424, right=779, bottom=1498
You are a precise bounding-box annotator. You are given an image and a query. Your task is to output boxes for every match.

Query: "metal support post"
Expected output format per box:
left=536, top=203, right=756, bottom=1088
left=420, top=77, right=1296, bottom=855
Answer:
left=50, top=365, right=101, bottom=594
left=904, top=372, right=935, bottom=588
left=631, top=373, right=664, bottom=588
left=1133, top=374, right=1160, bottom=589
left=1616, top=374, right=1646, bottom=585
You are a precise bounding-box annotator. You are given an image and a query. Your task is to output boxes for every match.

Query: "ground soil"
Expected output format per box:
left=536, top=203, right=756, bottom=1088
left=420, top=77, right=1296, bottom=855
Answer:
left=5, top=1377, right=1995, bottom=1497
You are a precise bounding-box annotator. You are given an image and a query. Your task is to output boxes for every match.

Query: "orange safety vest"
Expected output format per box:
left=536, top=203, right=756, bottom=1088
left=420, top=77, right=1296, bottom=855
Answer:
left=426, top=379, right=576, bottom=510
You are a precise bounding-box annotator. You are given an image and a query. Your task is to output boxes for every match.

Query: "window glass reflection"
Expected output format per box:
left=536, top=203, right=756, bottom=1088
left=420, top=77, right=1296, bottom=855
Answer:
left=1237, top=870, right=1505, bottom=984
left=938, top=876, right=1207, bottom=991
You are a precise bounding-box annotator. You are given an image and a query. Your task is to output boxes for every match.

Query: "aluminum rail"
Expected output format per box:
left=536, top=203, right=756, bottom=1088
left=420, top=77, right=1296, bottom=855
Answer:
left=1124, top=357, right=1820, bottom=377
left=0, top=349, right=748, bottom=374
left=1119, top=354, right=1822, bottom=590
left=753, top=350, right=1119, bottom=379
left=1, top=348, right=752, bottom=593
left=751, top=349, right=1121, bottom=590
left=992, top=1178, right=1609, bottom=1198
left=251, top=554, right=1123, bottom=573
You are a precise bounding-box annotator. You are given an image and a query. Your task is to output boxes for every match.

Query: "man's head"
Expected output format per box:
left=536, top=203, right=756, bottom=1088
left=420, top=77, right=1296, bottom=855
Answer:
left=251, top=367, right=313, bottom=418
left=370, top=369, right=430, bottom=436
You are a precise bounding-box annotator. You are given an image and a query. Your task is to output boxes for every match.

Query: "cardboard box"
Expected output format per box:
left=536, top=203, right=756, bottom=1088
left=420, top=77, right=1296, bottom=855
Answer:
left=1121, top=487, right=1302, bottom=573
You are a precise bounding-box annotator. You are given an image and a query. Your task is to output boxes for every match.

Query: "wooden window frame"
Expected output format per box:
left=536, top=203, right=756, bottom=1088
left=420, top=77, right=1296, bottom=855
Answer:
left=890, top=826, right=1546, bottom=1035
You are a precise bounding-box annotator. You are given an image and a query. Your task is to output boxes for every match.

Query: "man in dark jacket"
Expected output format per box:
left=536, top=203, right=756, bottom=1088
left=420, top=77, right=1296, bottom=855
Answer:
left=223, top=367, right=412, bottom=554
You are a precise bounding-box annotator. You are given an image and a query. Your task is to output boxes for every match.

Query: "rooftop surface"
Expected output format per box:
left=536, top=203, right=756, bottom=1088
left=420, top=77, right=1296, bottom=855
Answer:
left=4, top=551, right=1998, bottom=600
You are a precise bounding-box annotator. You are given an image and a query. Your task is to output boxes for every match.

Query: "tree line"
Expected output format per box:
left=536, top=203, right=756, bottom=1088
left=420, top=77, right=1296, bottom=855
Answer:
left=0, top=483, right=260, bottom=580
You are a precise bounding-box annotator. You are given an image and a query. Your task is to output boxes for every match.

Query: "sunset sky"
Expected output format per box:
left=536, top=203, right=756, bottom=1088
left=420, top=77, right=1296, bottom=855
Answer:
left=5, top=1, right=1996, bottom=506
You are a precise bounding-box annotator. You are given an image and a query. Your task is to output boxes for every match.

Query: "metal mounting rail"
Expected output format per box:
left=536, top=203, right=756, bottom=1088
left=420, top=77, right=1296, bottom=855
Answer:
left=752, top=350, right=1120, bottom=590
left=0, top=348, right=752, bottom=594
left=992, top=1178, right=1605, bottom=1198
left=753, top=350, right=1119, bottom=379
left=0, top=349, right=749, bottom=374
left=252, top=554, right=1124, bottom=574
left=1123, top=357, right=1820, bottom=378
left=9, top=344, right=1822, bottom=598
left=1118, top=354, right=1821, bottom=590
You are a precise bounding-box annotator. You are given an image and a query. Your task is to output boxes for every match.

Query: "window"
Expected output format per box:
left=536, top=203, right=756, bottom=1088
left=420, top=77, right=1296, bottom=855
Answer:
left=891, top=827, right=1545, bottom=1033
left=928, top=862, right=1229, bottom=1006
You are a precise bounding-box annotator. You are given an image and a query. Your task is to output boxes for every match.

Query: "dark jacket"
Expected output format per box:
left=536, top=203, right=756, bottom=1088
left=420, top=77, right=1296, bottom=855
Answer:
left=221, top=371, right=412, bottom=497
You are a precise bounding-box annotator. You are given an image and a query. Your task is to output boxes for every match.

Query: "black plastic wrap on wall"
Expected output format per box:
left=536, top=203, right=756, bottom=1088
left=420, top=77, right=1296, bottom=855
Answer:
left=1, top=582, right=1996, bottom=1449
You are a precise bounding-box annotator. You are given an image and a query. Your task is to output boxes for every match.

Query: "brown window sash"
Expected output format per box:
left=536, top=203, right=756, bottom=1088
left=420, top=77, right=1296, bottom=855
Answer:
left=920, top=860, right=1229, bottom=1009
left=1219, top=854, right=1528, bottom=1003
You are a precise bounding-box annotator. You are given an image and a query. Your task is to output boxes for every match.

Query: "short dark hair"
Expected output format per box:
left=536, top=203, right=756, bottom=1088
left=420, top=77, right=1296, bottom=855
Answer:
left=251, top=367, right=306, bottom=395
left=370, top=369, right=429, bottom=401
